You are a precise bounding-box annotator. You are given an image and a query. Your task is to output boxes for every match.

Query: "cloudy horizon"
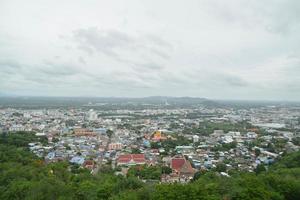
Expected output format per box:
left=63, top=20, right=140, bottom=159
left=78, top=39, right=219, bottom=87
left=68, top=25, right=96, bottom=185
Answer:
left=1, top=0, right=300, bottom=101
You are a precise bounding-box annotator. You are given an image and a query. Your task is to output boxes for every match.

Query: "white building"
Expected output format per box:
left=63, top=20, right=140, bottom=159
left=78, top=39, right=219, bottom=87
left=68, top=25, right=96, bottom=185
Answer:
left=88, top=109, right=98, bottom=121
left=246, top=132, right=258, bottom=139
left=193, top=135, right=200, bottom=143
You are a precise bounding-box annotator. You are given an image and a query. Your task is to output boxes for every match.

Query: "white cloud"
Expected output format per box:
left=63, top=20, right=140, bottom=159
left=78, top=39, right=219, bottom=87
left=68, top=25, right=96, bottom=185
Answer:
left=0, top=0, right=300, bottom=100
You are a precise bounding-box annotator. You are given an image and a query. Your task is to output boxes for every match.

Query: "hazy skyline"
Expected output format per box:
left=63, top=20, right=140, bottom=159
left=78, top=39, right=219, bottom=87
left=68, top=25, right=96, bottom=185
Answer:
left=1, top=0, right=300, bottom=100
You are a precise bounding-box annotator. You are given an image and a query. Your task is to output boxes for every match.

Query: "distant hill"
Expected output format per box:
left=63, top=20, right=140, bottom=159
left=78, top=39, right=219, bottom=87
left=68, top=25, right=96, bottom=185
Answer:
left=0, top=96, right=219, bottom=109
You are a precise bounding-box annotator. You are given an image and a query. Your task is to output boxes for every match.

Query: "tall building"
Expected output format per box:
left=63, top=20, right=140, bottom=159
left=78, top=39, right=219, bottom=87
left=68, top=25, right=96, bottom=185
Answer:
left=88, top=109, right=97, bottom=121
left=193, top=135, right=200, bottom=143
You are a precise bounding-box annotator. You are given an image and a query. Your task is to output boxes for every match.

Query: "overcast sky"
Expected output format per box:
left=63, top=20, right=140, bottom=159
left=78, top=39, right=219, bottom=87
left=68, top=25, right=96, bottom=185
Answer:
left=0, top=0, right=300, bottom=100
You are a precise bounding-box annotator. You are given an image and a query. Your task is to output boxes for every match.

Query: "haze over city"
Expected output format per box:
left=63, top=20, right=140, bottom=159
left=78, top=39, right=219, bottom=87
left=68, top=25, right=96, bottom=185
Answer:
left=1, top=0, right=300, bottom=100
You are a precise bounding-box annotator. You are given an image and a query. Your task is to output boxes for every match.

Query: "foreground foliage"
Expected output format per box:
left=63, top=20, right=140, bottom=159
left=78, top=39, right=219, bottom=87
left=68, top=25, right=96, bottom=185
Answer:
left=0, top=132, right=300, bottom=200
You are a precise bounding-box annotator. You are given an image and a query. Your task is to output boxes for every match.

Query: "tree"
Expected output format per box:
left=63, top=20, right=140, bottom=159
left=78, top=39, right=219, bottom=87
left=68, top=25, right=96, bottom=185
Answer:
left=215, top=163, right=227, bottom=172
left=161, top=166, right=172, bottom=174
left=52, top=137, right=59, bottom=143
left=127, top=165, right=162, bottom=180
left=192, top=171, right=202, bottom=181
left=255, top=164, right=266, bottom=174
left=107, top=129, right=113, bottom=138
left=131, top=148, right=141, bottom=154
left=255, top=148, right=261, bottom=157
left=1, top=131, right=300, bottom=200
left=292, top=137, right=300, bottom=146
left=150, top=142, right=161, bottom=149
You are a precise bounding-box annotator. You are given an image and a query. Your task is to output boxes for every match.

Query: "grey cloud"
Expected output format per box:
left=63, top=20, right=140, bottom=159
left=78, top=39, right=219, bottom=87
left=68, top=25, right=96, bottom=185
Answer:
left=71, top=27, right=173, bottom=66
left=148, top=48, right=171, bottom=60
left=182, top=69, right=248, bottom=88
left=145, top=34, right=173, bottom=50
left=1, top=0, right=300, bottom=100
left=0, top=60, right=22, bottom=74
left=206, top=73, right=249, bottom=88
left=221, top=74, right=248, bottom=87
left=78, top=56, right=86, bottom=64
left=263, top=0, right=300, bottom=35
left=1, top=61, right=84, bottom=88
left=278, top=57, right=300, bottom=89
left=85, top=71, right=154, bottom=90
left=207, top=0, right=300, bottom=35
left=140, top=62, right=164, bottom=70
left=39, top=61, right=82, bottom=77
left=73, top=27, right=134, bottom=57
left=132, top=62, right=164, bottom=73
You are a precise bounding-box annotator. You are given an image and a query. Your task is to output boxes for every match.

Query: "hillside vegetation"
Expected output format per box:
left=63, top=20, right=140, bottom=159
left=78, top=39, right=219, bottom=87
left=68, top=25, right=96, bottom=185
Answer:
left=1, top=132, right=300, bottom=200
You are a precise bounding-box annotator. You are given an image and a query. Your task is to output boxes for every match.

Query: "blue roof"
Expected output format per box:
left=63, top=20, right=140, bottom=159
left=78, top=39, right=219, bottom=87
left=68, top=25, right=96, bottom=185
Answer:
left=46, top=152, right=55, bottom=159
left=70, top=156, right=85, bottom=165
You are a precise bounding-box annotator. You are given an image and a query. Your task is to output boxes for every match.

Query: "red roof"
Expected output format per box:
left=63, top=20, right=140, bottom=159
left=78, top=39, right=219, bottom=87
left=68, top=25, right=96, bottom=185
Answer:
left=84, top=160, right=94, bottom=166
left=118, top=154, right=145, bottom=164
left=152, top=149, right=159, bottom=153
left=83, top=160, right=95, bottom=169
left=171, top=158, right=185, bottom=171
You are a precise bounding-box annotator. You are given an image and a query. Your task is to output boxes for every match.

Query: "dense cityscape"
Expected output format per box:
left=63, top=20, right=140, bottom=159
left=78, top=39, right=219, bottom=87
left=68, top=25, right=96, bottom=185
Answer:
left=1, top=97, right=300, bottom=197
left=2, top=0, right=300, bottom=199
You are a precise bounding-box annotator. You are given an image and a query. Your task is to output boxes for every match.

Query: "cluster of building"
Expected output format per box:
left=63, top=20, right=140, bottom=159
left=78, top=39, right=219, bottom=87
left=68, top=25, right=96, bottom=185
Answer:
left=1, top=104, right=300, bottom=183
